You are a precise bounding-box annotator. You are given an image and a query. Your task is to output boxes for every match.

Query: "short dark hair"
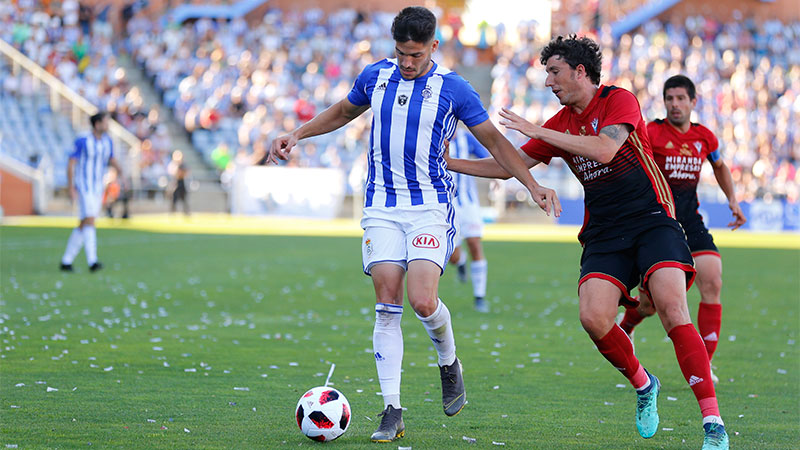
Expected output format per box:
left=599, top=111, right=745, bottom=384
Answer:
left=663, top=75, right=696, bottom=100
left=391, top=6, right=436, bottom=43
left=540, top=35, right=602, bottom=85
left=90, top=111, right=108, bottom=128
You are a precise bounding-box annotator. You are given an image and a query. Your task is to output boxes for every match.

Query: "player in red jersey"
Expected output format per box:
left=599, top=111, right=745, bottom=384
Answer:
left=445, top=36, right=728, bottom=449
left=617, top=75, right=747, bottom=384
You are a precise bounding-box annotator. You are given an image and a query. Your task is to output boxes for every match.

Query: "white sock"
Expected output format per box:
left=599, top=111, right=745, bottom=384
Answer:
left=702, top=415, right=724, bottom=426
left=83, top=225, right=97, bottom=265
left=374, top=303, right=403, bottom=409
left=470, top=259, right=488, bottom=298
left=457, top=250, right=467, bottom=267
left=417, top=299, right=456, bottom=366
left=61, top=227, right=84, bottom=265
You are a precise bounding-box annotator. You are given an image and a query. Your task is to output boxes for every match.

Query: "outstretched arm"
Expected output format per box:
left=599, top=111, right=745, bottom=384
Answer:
left=711, top=158, right=746, bottom=230
left=445, top=146, right=540, bottom=180
left=498, top=107, right=631, bottom=164
left=266, top=98, right=369, bottom=164
left=466, top=119, right=560, bottom=216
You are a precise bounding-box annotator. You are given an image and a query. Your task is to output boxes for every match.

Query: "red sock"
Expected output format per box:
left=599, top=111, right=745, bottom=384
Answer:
left=697, top=303, right=722, bottom=361
left=593, top=324, right=649, bottom=389
left=619, top=307, right=645, bottom=335
left=668, top=323, right=720, bottom=418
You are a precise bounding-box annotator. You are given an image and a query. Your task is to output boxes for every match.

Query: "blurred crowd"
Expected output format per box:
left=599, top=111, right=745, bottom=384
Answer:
left=126, top=9, right=396, bottom=189
left=1, top=0, right=171, bottom=193
left=3, top=3, right=797, bottom=204
left=126, top=7, right=797, bottom=203
left=492, top=16, right=800, bottom=203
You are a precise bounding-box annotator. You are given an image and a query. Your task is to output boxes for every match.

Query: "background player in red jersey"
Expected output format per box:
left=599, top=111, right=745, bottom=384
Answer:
left=446, top=36, right=729, bottom=449
left=617, top=75, right=747, bottom=384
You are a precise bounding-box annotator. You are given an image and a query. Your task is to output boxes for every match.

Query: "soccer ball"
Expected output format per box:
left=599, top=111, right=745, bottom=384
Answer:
left=295, top=386, right=351, bottom=442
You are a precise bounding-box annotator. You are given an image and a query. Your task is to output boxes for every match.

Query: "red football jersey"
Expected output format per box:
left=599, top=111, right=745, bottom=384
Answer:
left=647, top=119, right=720, bottom=222
left=521, top=85, right=675, bottom=244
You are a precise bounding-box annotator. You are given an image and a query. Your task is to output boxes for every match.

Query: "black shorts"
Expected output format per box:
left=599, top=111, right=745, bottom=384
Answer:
left=579, top=219, right=696, bottom=308
left=680, top=214, right=719, bottom=257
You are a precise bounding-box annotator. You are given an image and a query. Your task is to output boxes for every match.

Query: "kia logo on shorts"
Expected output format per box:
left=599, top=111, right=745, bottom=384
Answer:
left=412, top=234, right=439, bottom=248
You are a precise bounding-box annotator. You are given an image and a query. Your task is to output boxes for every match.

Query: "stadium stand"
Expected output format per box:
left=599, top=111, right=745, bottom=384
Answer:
left=125, top=5, right=797, bottom=206
left=1, top=1, right=796, bottom=215
left=0, top=0, right=170, bottom=198
left=491, top=16, right=799, bottom=204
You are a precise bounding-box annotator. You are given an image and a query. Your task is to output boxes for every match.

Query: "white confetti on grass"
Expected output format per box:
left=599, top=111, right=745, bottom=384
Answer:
left=667, top=396, right=678, bottom=401
left=233, top=387, right=249, bottom=391
left=492, top=442, right=506, bottom=446
left=46, top=387, right=58, bottom=392
left=615, top=384, right=626, bottom=388
left=777, top=369, right=787, bottom=374
left=462, top=436, right=477, bottom=443
left=184, top=428, right=190, bottom=433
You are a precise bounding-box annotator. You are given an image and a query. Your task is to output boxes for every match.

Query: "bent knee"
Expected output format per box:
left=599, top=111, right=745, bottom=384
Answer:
left=580, top=313, right=612, bottom=339
left=697, top=276, right=723, bottom=300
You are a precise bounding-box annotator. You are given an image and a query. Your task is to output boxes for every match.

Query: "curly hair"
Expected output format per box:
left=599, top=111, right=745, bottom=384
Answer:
left=391, top=6, right=436, bottom=43
left=539, top=35, right=602, bottom=85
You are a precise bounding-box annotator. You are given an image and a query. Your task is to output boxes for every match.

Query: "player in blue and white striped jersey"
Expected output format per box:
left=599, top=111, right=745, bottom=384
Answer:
left=447, top=129, right=491, bottom=313
left=60, top=112, right=123, bottom=273
left=267, top=7, right=560, bottom=442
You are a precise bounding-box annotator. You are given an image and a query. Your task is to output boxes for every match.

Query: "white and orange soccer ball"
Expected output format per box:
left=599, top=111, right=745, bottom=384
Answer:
left=295, top=386, right=351, bottom=442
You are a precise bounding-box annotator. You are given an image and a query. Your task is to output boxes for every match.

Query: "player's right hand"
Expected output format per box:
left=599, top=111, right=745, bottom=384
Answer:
left=266, top=133, right=298, bottom=165
left=530, top=184, right=562, bottom=218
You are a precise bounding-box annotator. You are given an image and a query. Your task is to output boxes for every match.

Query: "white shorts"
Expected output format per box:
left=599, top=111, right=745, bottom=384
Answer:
left=456, top=202, right=483, bottom=241
left=77, top=190, right=103, bottom=219
left=360, top=203, right=458, bottom=276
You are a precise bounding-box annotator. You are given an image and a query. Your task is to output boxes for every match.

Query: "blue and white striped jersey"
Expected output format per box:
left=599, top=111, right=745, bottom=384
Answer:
left=448, top=131, right=490, bottom=207
left=70, top=133, right=114, bottom=194
left=347, top=59, right=489, bottom=208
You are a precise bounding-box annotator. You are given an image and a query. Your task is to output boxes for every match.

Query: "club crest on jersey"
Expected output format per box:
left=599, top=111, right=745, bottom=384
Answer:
left=591, top=118, right=599, bottom=133
left=693, top=141, right=702, bottom=154
left=412, top=234, right=439, bottom=249
left=398, top=94, right=408, bottom=106
left=421, top=85, right=433, bottom=100
left=579, top=125, right=587, bottom=136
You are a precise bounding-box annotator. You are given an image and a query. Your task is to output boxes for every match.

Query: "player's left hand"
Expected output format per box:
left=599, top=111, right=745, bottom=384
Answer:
left=530, top=184, right=562, bottom=218
left=498, top=108, right=540, bottom=139
left=728, top=201, right=747, bottom=230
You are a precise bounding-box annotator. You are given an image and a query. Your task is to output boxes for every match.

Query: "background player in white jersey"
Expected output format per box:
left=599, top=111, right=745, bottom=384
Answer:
left=267, top=6, right=560, bottom=443
left=60, top=112, right=123, bottom=272
left=447, top=128, right=491, bottom=313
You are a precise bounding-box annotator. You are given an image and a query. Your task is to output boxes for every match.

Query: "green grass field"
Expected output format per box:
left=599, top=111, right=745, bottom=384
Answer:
left=1, top=225, right=798, bottom=448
